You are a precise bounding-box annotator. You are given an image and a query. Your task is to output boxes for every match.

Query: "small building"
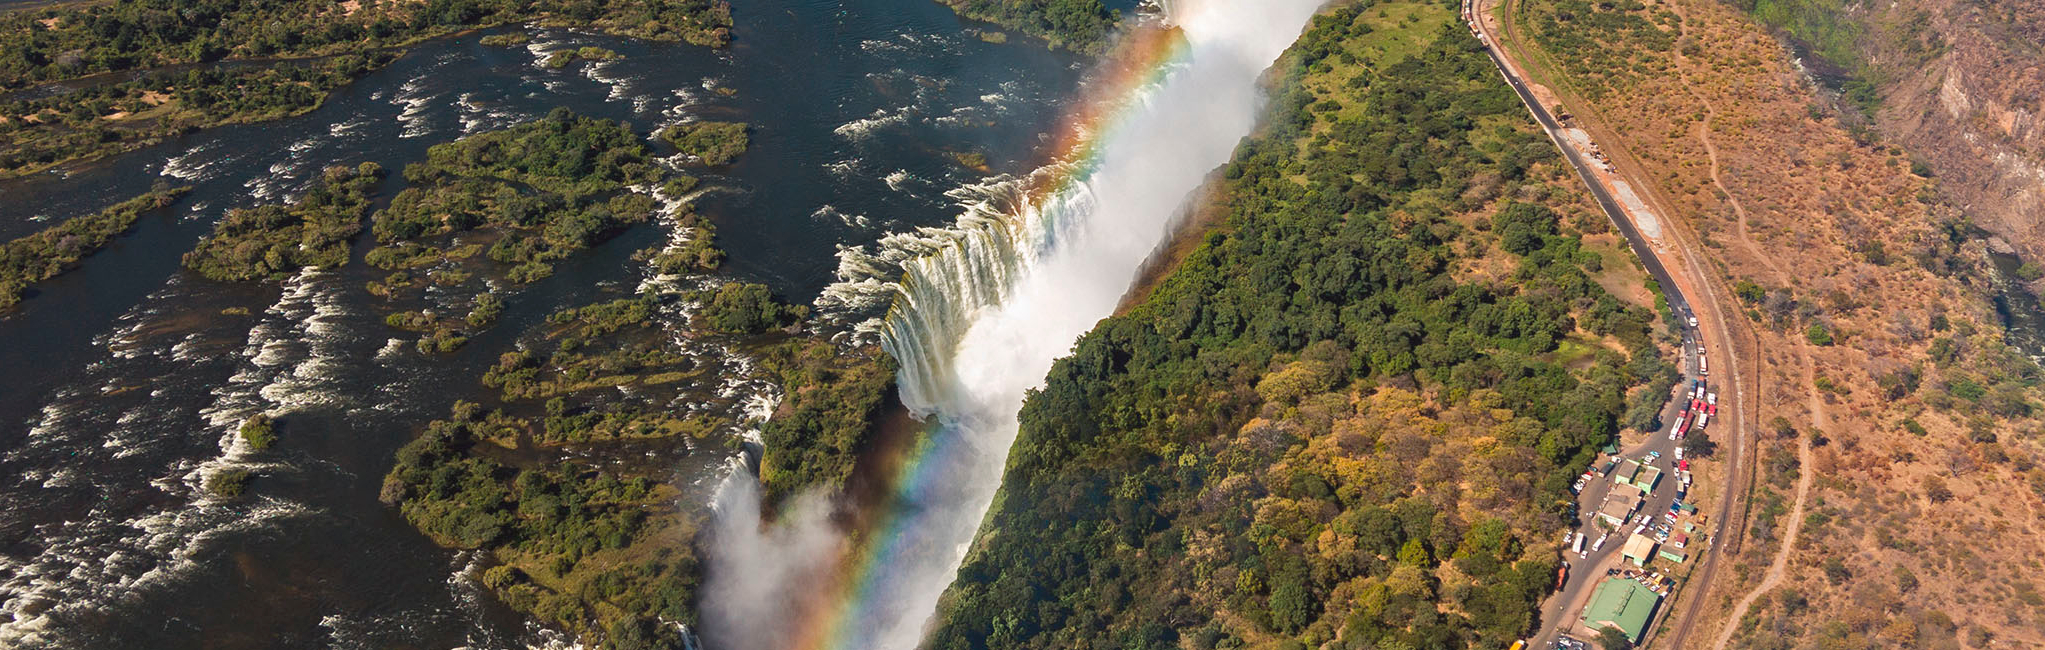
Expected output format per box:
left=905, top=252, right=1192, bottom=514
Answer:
left=1613, top=459, right=1642, bottom=487
left=1598, top=492, right=1643, bottom=527
left=1671, top=532, right=1690, bottom=549
left=1658, top=548, right=1688, bottom=564
left=1620, top=533, right=1657, bottom=567
left=1635, top=466, right=1662, bottom=492
left=1581, top=577, right=1662, bottom=643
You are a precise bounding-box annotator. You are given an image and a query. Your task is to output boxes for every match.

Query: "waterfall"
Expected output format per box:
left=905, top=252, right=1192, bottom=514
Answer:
left=704, top=3, right=1329, bottom=649
left=879, top=166, right=1098, bottom=414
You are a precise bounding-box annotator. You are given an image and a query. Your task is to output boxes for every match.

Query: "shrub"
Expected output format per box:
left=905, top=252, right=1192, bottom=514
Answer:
left=240, top=414, right=277, bottom=450
left=206, top=469, right=252, bottom=498
left=1804, top=323, right=1833, bottom=346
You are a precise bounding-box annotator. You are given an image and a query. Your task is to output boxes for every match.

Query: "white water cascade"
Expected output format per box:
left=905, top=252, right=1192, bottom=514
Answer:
left=704, top=2, right=1327, bottom=649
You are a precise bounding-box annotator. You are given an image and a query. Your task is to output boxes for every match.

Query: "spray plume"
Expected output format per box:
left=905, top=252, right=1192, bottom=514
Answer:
left=704, top=2, right=1327, bottom=648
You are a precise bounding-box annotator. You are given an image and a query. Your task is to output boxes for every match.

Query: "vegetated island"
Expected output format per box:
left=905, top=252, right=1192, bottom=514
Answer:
left=936, top=0, right=1121, bottom=54
left=657, top=121, right=748, bottom=166
left=0, top=0, right=735, bottom=177
left=544, top=46, right=622, bottom=69
left=0, top=186, right=189, bottom=310
left=931, top=2, right=1676, bottom=647
left=382, top=285, right=893, bottom=650
left=363, top=108, right=683, bottom=353
left=0, top=53, right=395, bottom=178
left=183, top=162, right=384, bottom=281
left=181, top=109, right=714, bottom=358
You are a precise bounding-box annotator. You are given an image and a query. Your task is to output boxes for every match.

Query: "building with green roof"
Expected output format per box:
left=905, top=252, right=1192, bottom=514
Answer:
left=1613, top=459, right=1642, bottom=487
left=1581, top=577, right=1661, bottom=643
left=1635, top=466, right=1662, bottom=492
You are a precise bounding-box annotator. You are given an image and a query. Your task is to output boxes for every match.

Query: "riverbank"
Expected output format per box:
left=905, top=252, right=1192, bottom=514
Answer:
left=0, top=0, right=733, bottom=178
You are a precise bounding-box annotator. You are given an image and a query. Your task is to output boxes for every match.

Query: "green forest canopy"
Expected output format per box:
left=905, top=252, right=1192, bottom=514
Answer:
left=931, top=1, right=1666, bottom=648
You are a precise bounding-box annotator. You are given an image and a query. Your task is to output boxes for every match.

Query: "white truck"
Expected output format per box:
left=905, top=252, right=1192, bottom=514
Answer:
left=1573, top=532, right=1588, bottom=558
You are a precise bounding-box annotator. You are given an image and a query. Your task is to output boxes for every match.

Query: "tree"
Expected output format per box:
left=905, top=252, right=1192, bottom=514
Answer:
left=1682, top=430, right=1717, bottom=458
left=1597, top=625, right=1633, bottom=649
left=698, top=282, right=806, bottom=334
left=1804, top=323, right=1833, bottom=346
left=1922, top=475, right=1953, bottom=503
left=1769, top=416, right=1795, bottom=439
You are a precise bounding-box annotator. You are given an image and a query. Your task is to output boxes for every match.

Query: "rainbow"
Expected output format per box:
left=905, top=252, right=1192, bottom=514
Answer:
left=771, top=21, right=1195, bottom=650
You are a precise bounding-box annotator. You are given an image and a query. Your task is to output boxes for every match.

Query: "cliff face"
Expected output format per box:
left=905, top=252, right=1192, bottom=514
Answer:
left=1797, top=0, right=2045, bottom=259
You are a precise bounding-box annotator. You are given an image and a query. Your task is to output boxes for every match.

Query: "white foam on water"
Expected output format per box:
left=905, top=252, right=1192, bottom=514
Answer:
left=160, top=141, right=226, bottom=181
left=833, top=106, right=911, bottom=141
left=810, top=204, right=870, bottom=229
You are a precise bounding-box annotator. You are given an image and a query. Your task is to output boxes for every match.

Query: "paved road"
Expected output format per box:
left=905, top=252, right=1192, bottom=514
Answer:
left=1458, top=2, right=1724, bottom=647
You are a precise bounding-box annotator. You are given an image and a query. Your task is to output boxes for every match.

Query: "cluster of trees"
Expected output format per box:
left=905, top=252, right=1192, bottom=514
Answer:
left=0, top=0, right=733, bottom=89
left=657, top=121, right=748, bottom=166
left=381, top=405, right=702, bottom=650
left=543, top=46, right=621, bottom=69
left=1525, top=0, right=1681, bottom=100
left=370, top=109, right=666, bottom=283
left=0, top=186, right=188, bottom=309
left=756, top=340, right=898, bottom=503
left=937, top=0, right=1120, bottom=54
left=184, top=162, right=384, bottom=281
left=694, top=282, right=806, bottom=334
left=0, top=54, right=394, bottom=177
left=0, top=0, right=731, bottom=174
left=483, top=297, right=693, bottom=400
left=384, top=278, right=892, bottom=649
left=932, top=5, right=1662, bottom=649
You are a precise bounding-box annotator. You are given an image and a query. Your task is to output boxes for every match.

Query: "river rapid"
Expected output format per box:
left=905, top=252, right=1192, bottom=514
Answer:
left=0, top=1, right=1104, bottom=647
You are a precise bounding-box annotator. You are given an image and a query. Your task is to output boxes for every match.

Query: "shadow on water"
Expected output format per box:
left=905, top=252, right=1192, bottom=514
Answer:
left=0, top=0, right=1090, bottom=647
left=1989, top=251, right=2045, bottom=362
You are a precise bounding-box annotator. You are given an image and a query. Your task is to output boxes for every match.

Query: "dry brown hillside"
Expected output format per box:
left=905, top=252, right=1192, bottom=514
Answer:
left=1509, top=0, right=2045, bottom=646
left=1743, top=0, right=2045, bottom=269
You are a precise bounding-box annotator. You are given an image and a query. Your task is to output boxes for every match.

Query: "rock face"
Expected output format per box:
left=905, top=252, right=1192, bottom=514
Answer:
left=1832, top=0, right=2045, bottom=259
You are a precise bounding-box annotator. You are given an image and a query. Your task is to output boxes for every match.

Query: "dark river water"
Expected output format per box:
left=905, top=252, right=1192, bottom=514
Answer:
left=0, top=1, right=1100, bottom=647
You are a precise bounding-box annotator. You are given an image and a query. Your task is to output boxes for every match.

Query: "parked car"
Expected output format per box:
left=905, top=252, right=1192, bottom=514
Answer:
left=1674, top=446, right=1685, bottom=460
left=1572, top=477, right=1586, bottom=493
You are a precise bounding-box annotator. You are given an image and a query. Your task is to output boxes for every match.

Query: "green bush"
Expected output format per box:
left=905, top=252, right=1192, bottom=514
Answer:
left=1805, top=323, right=1834, bottom=346
left=206, top=469, right=252, bottom=498
left=240, top=414, right=277, bottom=450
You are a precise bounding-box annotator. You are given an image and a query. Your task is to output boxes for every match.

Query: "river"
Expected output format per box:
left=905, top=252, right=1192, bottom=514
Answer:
left=0, top=1, right=1102, bottom=647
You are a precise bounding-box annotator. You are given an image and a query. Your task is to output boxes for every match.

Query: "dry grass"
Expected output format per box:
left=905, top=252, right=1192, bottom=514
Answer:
left=1515, top=0, right=2045, bottom=646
